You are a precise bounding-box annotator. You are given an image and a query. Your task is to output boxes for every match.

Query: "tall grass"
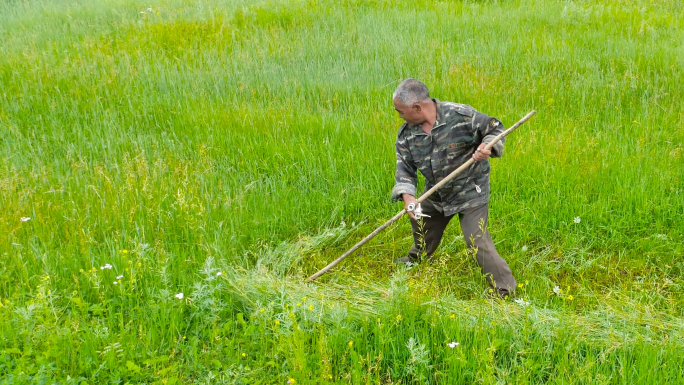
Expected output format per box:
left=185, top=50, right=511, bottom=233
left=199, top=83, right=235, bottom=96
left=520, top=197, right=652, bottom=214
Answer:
left=0, top=0, right=683, bottom=382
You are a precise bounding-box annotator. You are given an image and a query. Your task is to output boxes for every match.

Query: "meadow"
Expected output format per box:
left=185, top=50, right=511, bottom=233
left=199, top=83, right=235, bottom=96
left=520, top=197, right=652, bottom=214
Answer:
left=1, top=0, right=683, bottom=383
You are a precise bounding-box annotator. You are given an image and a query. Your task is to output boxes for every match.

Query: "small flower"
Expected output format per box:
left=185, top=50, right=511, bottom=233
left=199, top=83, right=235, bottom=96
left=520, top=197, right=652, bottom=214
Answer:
left=296, top=302, right=301, bottom=307
left=553, top=286, right=562, bottom=295
left=20, top=217, right=31, bottom=222
left=396, top=314, right=402, bottom=321
left=514, top=298, right=530, bottom=307
left=301, top=296, right=307, bottom=301
left=116, top=275, right=123, bottom=280
left=449, top=313, right=455, bottom=319
left=120, top=249, right=128, bottom=254
left=308, top=305, right=313, bottom=311
left=567, top=295, right=574, bottom=301
left=241, top=353, right=246, bottom=358
left=517, top=283, right=523, bottom=288
left=260, top=308, right=265, bottom=313
left=348, top=340, right=353, bottom=347
left=113, top=281, right=118, bottom=285
left=287, top=378, right=296, bottom=384
left=147, top=7, right=153, bottom=12
left=175, top=293, right=184, bottom=300
left=101, top=264, right=113, bottom=270
left=573, top=216, right=581, bottom=224
left=216, top=271, right=223, bottom=276
left=521, top=245, right=528, bottom=252
left=447, top=342, right=460, bottom=348
left=274, top=320, right=280, bottom=325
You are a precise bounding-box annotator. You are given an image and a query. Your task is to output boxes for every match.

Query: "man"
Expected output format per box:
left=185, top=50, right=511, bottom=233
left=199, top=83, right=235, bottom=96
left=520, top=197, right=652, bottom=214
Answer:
left=390, top=78, right=516, bottom=297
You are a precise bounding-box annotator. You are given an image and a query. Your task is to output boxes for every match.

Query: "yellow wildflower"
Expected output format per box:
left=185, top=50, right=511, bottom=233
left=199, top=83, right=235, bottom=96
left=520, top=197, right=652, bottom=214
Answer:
left=275, top=320, right=280, bottom=325
left=396, top=314, right=402, bottom=321
left=296, top=302, right=301, bottom=307
left=348, top=340, right=353, bottom=347
left=567, top=295, right=574, bottom=301
left=241, top=353, right=246, bottom=358
left=308, top=305, right=313, bottom=311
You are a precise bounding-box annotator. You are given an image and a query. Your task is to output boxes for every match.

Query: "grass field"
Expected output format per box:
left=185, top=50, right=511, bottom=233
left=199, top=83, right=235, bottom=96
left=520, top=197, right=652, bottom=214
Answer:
left=1, top=0, right=684, bottom=383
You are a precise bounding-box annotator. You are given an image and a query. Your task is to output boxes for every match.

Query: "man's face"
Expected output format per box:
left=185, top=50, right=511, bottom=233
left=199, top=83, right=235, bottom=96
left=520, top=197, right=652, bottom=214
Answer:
left=393, top=97, right=424, bottom=125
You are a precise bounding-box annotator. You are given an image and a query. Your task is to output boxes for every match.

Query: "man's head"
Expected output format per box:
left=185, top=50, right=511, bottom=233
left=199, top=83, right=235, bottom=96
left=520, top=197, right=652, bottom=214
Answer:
left=392, top=78, right=433, bottom=125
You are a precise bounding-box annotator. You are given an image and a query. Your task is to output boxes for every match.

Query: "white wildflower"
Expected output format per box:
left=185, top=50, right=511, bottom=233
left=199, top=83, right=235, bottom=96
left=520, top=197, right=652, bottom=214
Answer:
left=514, top=298, right=530, bottom=307
left=447, top=342, right=459, bottom=348
left=116, top=275, right=123, bottom=280
left=521, top=245, right=528, bottom=252
left=20, top=217, right=31, bottom=222
left=175, top=293, right=184, bottom=300
left=553, top=286, right=562, bottom=295
left=573, top=216, right=581, bottom=224
left=101, top=264, right=113, bottom=270
left=655, top=234, right=667, bottom=240
left=147, top=7, right=152, bottom=12
left=113, top=281, right=118, bottom=285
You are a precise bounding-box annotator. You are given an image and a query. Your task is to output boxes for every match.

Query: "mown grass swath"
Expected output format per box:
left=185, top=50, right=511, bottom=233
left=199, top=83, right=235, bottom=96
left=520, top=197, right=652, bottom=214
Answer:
left=0, top=0, right=683, bottom=383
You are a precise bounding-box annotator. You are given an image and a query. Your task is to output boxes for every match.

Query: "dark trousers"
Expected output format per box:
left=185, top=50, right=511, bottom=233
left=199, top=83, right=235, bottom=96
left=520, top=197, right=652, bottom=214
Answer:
left=408, top=200, right=517, bottom=296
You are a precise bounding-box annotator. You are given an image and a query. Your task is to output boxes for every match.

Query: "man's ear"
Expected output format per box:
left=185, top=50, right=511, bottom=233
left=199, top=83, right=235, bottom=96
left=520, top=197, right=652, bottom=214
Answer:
left=413, top=103, right=422, bottom=112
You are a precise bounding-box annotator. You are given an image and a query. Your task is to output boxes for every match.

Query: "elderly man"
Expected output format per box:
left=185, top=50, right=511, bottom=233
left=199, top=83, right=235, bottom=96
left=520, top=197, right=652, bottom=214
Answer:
left=391, top=78, right=516, bottom=297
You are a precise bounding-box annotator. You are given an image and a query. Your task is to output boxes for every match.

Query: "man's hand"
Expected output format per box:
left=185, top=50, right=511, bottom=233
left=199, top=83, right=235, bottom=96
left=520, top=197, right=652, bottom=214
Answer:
left=402, top=194, right=418, bottom=221
left=472, top=143, right=491, bottom=161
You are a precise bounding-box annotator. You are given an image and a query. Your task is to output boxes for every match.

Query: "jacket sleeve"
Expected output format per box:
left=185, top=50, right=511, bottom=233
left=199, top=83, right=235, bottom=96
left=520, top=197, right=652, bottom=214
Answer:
left=391, top=136, right=417, bottom=201
left=473, top=112, right=505, bottom=158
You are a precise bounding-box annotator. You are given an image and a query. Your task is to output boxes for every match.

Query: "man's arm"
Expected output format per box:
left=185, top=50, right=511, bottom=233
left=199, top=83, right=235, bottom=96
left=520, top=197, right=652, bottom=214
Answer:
left=473, top=112, right=506, bottom=159
left=391, top=138, right=419, bottom=221
left=391, top=137, right=417, bottom=201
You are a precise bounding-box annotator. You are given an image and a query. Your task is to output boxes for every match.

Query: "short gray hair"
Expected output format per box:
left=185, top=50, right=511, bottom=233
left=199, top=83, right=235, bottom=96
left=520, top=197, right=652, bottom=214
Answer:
left=393, top=78, right=431, bottom=106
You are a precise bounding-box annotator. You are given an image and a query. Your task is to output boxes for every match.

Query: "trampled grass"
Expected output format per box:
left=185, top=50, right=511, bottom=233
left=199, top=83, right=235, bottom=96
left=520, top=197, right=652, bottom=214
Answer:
left=0, top=0, right=683, bottom=383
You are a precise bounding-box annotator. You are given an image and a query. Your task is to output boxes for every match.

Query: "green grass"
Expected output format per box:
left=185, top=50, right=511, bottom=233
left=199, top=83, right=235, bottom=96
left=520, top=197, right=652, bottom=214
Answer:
left=1, top=0, right=683, bottom=383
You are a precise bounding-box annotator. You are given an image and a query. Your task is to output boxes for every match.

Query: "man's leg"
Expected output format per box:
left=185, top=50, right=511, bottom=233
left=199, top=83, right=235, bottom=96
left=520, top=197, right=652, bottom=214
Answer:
left=396, top=199, right=453, bottom=263
left=458, top=203, right=516, bottom=297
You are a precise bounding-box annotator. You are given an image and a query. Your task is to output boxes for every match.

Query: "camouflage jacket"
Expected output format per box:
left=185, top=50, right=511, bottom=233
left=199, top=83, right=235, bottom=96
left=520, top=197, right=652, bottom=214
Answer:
left=391, top=99, right=505, bottom=216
